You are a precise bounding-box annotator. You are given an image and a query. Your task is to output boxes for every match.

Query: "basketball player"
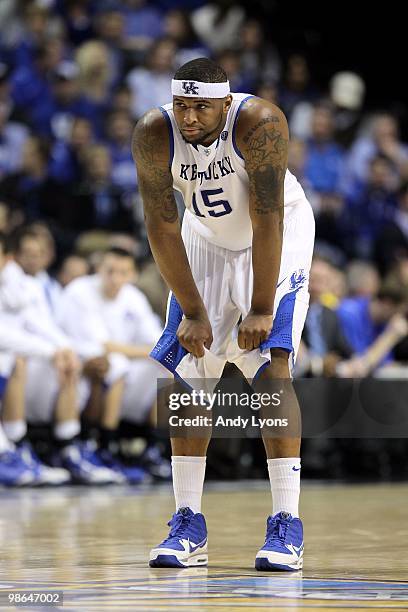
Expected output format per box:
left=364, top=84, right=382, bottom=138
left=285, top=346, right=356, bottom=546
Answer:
left=132, top=58, right=315, bottom=571
left=57, top=247, right=167, bottom=481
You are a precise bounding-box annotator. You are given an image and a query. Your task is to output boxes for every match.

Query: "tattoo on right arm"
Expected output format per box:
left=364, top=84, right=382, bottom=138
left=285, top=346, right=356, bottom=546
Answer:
left=132, top=117, right=178, bottom=224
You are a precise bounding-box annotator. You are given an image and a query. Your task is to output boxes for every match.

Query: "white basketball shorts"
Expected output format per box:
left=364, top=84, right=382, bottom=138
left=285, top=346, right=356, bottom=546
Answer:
left=151, top=198, right=315, bottom=389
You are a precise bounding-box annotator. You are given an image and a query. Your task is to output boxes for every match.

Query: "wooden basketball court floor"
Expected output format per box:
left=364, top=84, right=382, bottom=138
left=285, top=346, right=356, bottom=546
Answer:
left=0, top=481, right=407, bottom=611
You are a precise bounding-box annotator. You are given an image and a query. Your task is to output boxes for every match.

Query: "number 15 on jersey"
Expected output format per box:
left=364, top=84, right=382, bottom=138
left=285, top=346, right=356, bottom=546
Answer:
left=192, top=188, right=232, bottom=218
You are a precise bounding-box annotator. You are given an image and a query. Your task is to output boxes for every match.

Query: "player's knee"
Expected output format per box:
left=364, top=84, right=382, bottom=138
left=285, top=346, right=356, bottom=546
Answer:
left=263, top=349, right=291, bottom=379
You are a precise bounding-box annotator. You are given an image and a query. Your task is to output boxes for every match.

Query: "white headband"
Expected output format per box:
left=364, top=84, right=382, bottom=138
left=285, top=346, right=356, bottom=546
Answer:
left=172, top=79, right=230, bottom=98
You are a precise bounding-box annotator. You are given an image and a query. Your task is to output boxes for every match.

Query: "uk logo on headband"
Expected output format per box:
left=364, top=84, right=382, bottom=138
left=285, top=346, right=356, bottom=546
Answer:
left=172, top=79, right=230, bottom=98
left=182, top=81, right=199, bottom=95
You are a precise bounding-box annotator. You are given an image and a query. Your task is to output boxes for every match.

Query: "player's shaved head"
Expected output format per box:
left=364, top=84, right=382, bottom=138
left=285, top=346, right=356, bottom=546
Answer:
left=174, top=58, right=227, bottom=83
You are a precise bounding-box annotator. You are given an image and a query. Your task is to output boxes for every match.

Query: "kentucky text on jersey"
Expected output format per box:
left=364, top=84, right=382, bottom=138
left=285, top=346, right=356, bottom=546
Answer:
left=180, top=156, right=235, bottom=184
left=159, top=93, right=307, bottom=250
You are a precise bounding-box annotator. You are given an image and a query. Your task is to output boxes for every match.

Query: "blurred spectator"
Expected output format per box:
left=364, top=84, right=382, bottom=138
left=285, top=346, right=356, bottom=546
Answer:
left=326, top=265, right=347, bottom=308
left=57, top=253, right=90, bottom=288
left=50, top=116, right=94, bottom=184
left=0, top=198, right=24, bottom=234
left=94, top=2, right=123, bottom=37
left=303, top=102, right=346, bottom=195
left=0, top=201, right=11, bottom=234
left=10, top=3, right=65, bottom=70
left=344, top=113, right=408, bottom=195
left=0, top=67, right=29, bottom=178
left=314, top=196, right=346, bottom=259
left=58, top=0, right=95, bottom=45
left=346, top=260, right=380, bottom=298
left=308, top=255, right=345, bottom=309
left=10, top=41, right=63, bottom=120
left=67, top=144, right=136, bottom=234
left=104, top=110, right=137, bottom=192
left=31, top=60, right=98, bottom=140
left=238, top=19, right=280, bottom=89
left=216, top=49, right=251, bottom=93
left=120, top=0, right=164, bottom=51
left=13, top=224, right=61, bottom=313
left=329, top=71, right=365, bottom=148
left=337, top=285, right=408, bottom=368
left=0, top=62, right=11, bottom=103
left=93, top=4, right=125, bottom=89
left=343, top=154, right=397, bottom=259
left=0, top=0, right=20, bottom=52
left=300, top=257, right=352, bottom=377
left=75, top=40, right=113, bottom=119
left=191, top=0, right=245, bottom=53
left=288, top=138, right=307, bottom=180
left=137, top=258, right=169, bottom=321
left=255, top=81, right=279, bottom=105
left=127, top=37, right=176, bottom=118
left=288, top=137, right=324, bottom=218
left=0, top=136, right=62, bottom=222
left=384, top=257, right=408, bottom=364
left=0, top=61, right=19, bottom=135
left=280, top=53, right=319, bottom=121
left=375, top=181, right=408, bottom=274
left=110, top=84, right=133, bottom=114
left=108, top=232, right=140, bottom=257
left=385, top=258, right=408, bottom=294
left=13, top=225, right=53, bottom=277
left=164, top=8, right=209, bottom=66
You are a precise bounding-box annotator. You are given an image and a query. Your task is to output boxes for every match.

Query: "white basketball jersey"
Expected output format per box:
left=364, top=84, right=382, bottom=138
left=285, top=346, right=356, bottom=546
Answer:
left=161, top=93, right=307, bottom=251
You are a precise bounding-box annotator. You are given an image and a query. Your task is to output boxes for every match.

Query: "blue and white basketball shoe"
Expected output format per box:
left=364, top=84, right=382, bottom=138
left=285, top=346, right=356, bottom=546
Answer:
left=149, top=507, right=208, bottom=568
left=0, top=449, right=35, bottom=486
left=17, top=442, right=71, bottom=486
left=255, top=511, right=304, bottom=571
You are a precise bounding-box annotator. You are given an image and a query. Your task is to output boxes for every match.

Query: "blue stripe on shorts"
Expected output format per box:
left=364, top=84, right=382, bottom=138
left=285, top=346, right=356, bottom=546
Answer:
left=150, top=294, right=187, bottom=374
left=260, top=289, right=301, bottom=354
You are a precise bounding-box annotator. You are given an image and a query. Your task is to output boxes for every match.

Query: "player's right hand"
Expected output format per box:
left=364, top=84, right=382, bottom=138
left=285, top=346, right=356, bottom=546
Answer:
left=177, top=315, right=213, bottom=358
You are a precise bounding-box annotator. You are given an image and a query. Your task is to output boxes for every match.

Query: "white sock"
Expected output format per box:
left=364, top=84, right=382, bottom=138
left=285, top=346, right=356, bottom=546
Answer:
left=267, top=457, right=301, bottom=518
left=172, top=456, right=206, bottom=514
left=3, top=419, right=27, bottom=443
left=54, top=420, right=81, bottom=441
left=0, top=422, right=13, bottom=453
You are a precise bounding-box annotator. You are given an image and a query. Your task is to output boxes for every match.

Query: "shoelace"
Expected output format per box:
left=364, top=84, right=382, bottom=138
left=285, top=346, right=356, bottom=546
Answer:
left=164, top=511, right=192, bottom=542
left=265, top=516, right=289, bottom=546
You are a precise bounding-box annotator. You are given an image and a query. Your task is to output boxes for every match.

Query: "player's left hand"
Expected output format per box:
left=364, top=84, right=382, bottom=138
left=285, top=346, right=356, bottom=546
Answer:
left=238, top=312, right=273, bottom=350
